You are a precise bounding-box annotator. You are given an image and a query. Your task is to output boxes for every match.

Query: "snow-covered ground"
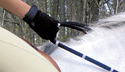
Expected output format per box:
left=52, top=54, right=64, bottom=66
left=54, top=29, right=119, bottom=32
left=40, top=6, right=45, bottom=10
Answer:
left=50, top=12, right=125, bottom=72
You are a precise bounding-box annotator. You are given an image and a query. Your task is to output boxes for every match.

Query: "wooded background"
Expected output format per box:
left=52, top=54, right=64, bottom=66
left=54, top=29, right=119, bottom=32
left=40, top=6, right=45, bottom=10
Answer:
left=0, top=0, right=125, bottom=46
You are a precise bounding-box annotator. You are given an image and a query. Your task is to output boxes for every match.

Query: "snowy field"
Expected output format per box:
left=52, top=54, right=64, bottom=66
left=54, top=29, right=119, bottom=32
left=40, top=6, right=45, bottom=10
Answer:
left=50, top=12, right=125, bottom=72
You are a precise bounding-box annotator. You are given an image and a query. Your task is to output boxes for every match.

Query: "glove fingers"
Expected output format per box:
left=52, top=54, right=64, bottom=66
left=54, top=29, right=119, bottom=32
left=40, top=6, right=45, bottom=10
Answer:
left=27, top=9, right=59, bottom=40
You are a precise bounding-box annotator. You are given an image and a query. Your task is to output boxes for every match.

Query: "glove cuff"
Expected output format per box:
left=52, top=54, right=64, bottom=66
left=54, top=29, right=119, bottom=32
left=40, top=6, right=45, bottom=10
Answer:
left=23, top=5, right=38, bottom=24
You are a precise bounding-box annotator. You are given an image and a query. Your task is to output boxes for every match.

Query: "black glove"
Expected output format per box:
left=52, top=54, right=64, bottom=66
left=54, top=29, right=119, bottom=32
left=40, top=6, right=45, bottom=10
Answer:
left=23, top=5, right=59, bottom=40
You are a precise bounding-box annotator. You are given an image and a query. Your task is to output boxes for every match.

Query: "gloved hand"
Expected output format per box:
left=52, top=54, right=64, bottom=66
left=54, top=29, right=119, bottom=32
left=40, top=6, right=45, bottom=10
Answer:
left=23, top=5, right=59, bottom=40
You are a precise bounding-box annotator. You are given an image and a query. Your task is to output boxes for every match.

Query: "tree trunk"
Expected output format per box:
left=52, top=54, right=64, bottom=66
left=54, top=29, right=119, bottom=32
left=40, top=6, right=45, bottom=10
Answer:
left=89, top=0, right=100, bottom=22
left=83, top=0, right=87, bottom=24
left=59, top=0, right=66, bottom=41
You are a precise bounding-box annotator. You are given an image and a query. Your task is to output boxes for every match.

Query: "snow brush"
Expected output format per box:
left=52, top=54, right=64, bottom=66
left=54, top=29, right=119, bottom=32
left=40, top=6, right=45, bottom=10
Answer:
left=50, top=22, right=118, bottom=72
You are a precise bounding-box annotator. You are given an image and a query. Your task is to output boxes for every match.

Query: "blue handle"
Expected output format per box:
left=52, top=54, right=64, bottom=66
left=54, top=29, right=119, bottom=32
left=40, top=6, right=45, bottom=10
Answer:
left=57, top=42, right=118, bottom=72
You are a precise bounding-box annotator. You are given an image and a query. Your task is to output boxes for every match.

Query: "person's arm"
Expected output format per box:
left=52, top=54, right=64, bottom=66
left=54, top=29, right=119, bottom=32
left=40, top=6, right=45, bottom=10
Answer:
left=0, top=0, right=30, bottom=19
left=0, top=0, right=59, bottom=41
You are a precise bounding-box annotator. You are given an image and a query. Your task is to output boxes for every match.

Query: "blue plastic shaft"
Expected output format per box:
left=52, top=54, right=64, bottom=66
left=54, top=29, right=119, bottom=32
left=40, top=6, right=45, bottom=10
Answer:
left=58, top=42, right=118, bottom=72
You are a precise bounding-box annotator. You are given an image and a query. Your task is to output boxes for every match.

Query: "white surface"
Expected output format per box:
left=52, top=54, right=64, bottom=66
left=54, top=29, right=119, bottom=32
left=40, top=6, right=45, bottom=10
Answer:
left=51, top=13, right=125, bottom=72
left=100, top=12, right=125, bottom=22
